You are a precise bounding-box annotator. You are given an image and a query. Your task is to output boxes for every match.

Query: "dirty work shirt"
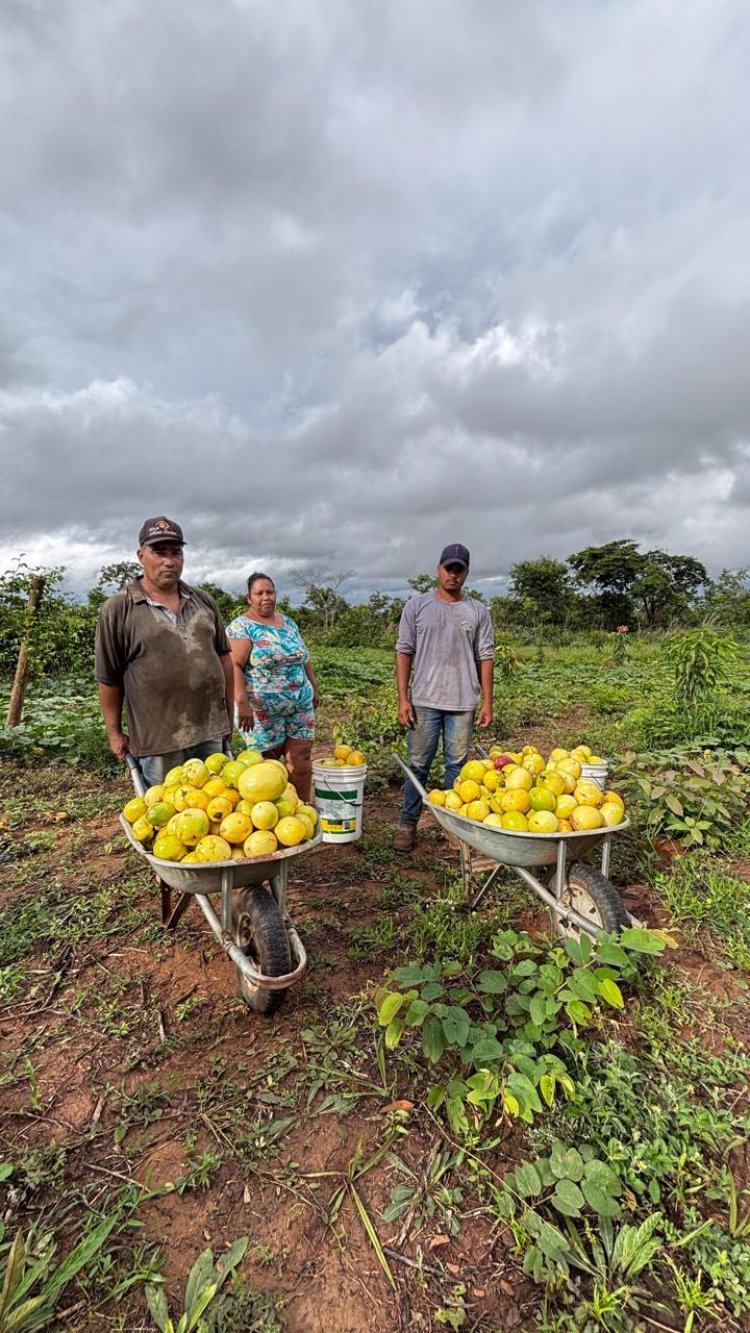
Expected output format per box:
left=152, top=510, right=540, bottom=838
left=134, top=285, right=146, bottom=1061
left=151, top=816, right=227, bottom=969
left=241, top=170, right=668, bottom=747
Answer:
left=396, top=592, right=494, bottom=711
left=95, top=579, right=230, bottom=757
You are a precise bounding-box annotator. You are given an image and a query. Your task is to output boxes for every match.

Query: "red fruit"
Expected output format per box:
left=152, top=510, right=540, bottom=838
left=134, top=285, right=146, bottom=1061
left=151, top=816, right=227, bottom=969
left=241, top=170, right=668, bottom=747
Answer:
left=494, top=754, right=514, bottom=771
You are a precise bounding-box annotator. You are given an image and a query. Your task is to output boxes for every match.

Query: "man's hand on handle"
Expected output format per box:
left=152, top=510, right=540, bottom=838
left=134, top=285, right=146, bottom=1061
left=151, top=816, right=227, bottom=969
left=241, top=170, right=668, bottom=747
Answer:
left=108, top=729, right=130, bottom=762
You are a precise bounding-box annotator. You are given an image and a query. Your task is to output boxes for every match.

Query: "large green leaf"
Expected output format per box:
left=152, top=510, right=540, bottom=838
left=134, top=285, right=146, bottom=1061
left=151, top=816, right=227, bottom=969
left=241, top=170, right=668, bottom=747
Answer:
left=597, top=978, right=625, bottom=1009
left=550, top=1144, right=584, bottom=1182
left=477, top=970, right=507, bottom=994
left=470, top=1036, right=505, bottom=1064
left=581, top=1180, right=621, bottom=1217
left=620, top=927, right=667, bottom=955
left=552, top=1179, right=584, bottom=1217
left=441, top=1007, right=471, bottom=1047
left=422, top=1015, right=446, bottom=1062
left=513, top=1163, right=543, bottom=1198
left=377, top=993, right=404, bottom=1026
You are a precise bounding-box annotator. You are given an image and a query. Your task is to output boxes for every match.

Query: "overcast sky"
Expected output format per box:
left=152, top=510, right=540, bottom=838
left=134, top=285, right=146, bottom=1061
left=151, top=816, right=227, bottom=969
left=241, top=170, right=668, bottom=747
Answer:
left=1, top=0, right=749, bottom=601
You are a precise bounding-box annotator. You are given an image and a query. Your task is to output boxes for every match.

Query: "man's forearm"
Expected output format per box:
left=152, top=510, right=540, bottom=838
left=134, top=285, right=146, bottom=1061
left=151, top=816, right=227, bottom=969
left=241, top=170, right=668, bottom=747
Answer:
left=98, top=682, right=124, bottom=735
left=479, top=658, right=494, bottom=705
left=221, top=655, right=234, bottom=732
left=396, top=653, right=413, bottom=702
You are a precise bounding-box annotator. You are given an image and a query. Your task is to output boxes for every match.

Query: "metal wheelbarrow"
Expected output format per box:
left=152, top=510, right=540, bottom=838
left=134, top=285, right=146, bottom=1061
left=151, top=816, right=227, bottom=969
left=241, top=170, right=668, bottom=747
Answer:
left=397, top=758, right=633, bottom=938
left=121, top=754, right=320, bottom=1013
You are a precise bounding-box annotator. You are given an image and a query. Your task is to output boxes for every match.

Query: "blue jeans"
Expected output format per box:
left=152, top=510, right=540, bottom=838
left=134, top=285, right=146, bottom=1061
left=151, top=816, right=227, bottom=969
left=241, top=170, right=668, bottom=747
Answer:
left=400, top=707, right=475, bottom=827
left=137, top=737, right=227, bottom=789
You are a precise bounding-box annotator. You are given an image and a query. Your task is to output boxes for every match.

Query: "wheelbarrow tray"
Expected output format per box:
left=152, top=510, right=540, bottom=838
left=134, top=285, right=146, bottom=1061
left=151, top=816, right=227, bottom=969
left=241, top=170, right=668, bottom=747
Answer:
left=119, top=816, right=323, bottom=893
left=425, top=801, right=630, bottom=868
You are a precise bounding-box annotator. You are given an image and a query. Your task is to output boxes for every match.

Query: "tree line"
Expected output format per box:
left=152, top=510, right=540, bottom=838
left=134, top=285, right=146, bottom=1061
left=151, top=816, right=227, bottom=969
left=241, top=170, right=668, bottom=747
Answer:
left=1, top=539, right=749, bottom=682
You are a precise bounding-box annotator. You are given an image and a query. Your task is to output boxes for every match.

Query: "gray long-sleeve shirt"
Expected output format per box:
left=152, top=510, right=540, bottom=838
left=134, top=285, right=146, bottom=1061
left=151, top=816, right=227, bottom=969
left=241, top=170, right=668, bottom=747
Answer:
left=396, top=592, right=494, bottom=711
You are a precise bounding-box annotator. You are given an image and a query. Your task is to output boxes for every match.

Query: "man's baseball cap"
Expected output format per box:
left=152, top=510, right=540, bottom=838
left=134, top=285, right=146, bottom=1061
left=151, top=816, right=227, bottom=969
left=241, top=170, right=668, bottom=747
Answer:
left=138, top=517, right=186, bottom=547
left=439, top=543, right=470, bottom=568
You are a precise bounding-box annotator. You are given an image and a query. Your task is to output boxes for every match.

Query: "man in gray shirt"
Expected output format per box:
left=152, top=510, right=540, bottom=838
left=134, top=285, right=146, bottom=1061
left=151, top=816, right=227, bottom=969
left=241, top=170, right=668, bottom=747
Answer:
left=395, top=543, right=494, bottom=851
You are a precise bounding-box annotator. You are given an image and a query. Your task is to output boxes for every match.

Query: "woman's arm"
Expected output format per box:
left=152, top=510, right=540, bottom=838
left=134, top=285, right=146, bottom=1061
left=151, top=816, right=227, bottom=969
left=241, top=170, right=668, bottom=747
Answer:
left=304, top=660, right=320, bottom=709
left=228, top=637, right=254, bottom=731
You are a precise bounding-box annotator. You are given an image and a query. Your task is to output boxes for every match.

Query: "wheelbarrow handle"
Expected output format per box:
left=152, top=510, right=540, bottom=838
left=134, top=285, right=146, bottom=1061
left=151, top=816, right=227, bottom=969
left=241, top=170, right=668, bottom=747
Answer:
left=125, top=752, right=147, bottom=798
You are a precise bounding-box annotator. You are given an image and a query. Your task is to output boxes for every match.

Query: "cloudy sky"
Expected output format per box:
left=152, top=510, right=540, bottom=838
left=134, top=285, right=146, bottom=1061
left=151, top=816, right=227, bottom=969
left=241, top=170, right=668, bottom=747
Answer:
left=1, top=0, right=749, bottom=601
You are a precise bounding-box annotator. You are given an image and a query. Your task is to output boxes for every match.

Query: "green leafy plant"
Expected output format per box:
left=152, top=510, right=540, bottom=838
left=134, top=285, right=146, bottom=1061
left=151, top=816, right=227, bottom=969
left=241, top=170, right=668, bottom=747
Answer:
left=382, top=1148, right=463, bottom=1236
left=375, top=927, right=666, bottom=1138
left=618, top=745, right=750, bottom=849
left=496, top=1163, right=664, bottom=1330
left=669, top=627, right=738, bottom=708
left=145, top=1238, right=249, bottom=1333
left=0, top=1212, right=122, bottom=1332
left=656, top=855, right=750, bottom=969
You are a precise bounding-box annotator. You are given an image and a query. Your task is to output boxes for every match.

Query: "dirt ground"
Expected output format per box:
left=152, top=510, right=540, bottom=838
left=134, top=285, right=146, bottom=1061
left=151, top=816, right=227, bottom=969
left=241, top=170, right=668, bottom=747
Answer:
left=1, top=764, right=749, bottom=1331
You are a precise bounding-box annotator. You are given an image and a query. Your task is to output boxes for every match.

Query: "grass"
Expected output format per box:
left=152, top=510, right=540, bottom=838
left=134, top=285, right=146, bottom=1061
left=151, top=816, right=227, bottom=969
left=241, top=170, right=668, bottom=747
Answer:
left=3, top=639, right=750, bottom=1329
left=656, top=854, right=750, bottom=970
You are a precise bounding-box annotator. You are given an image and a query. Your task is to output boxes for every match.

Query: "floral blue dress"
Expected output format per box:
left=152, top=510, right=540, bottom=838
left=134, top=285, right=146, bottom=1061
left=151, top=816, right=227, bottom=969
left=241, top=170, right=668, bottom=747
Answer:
left=226, top=614, right=315, bottom=749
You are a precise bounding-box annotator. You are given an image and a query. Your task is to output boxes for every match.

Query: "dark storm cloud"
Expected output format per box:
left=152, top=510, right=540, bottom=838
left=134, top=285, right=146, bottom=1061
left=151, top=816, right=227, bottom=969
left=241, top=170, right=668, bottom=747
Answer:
left=0, top=0, right=749, bottom=592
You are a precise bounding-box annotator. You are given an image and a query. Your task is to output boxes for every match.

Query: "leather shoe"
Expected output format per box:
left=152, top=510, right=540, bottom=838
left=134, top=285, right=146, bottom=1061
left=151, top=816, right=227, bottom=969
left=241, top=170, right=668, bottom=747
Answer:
left=394, top=825, right=416, bottom=852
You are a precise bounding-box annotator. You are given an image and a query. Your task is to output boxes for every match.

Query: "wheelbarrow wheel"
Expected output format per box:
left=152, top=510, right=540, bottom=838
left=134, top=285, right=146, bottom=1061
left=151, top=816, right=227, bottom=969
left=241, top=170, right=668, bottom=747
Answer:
left=548, top=863, right=628, bottom=939
left=232, top=885, right=292, bottom=1015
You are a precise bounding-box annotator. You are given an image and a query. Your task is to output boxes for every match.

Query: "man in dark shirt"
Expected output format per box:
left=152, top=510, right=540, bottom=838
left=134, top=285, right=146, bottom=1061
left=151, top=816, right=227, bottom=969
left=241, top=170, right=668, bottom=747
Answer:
left=95, top=517, right=234, bottom=787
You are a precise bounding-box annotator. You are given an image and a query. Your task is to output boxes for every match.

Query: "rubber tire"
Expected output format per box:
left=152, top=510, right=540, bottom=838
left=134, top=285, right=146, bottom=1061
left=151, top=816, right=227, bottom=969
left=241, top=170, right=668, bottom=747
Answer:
left=232, top=885, right=292, bottom=1015
left=548, top=862, right=629, bottom=939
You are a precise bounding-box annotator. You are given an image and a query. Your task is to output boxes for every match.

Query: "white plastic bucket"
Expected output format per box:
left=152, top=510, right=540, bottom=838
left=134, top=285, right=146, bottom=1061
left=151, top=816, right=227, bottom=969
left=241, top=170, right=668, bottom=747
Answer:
left=312, top=762, right=367, bottom=844
left=581, top=762, right=609, bottom=792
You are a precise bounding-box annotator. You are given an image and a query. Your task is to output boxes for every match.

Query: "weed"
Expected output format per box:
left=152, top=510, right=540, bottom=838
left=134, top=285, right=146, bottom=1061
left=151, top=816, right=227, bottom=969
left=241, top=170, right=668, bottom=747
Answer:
left=656, top=854, right=750, bottom=968
left=175, top=1150, right=223, bottom=1195
left=376, top=927, right=666, bottom=1139
left=347, top=914, right=397, bottom=959
left=146, top=1237, right=249, bottom=1331
left=383, top=1147, right=464, bottom=1236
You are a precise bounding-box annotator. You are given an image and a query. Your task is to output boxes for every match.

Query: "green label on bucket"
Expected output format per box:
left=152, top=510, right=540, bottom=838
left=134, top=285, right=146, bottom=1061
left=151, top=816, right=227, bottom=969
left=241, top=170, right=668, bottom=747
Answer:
left=315, top=790, right=358, bottom=820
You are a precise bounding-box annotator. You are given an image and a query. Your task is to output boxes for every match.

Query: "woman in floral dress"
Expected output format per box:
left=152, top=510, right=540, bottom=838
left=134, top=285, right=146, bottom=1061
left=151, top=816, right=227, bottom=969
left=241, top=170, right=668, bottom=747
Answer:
left=227, top=573, right=319, bottom=801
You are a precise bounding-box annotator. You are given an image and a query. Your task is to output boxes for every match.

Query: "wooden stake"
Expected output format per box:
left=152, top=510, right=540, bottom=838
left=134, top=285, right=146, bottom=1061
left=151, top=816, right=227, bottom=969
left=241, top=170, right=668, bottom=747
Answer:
left=6, top=575, right=45, bottom=727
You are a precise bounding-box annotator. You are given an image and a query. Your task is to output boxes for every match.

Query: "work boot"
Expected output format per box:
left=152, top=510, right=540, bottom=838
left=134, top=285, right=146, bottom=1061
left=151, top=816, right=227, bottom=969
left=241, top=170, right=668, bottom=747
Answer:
left=394, top=824, right=417, bottom=852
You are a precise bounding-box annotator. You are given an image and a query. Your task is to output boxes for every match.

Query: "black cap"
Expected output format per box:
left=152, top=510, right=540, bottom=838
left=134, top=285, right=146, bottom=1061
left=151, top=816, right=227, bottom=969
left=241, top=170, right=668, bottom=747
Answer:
left=138, top=517, right=186, bottom=547
left=439, top=543, right=470, bottom=568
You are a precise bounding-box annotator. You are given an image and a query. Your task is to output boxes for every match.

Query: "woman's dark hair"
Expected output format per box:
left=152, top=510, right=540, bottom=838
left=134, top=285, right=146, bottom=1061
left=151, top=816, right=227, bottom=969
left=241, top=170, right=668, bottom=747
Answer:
left=247, top=571, right=275, bottom=594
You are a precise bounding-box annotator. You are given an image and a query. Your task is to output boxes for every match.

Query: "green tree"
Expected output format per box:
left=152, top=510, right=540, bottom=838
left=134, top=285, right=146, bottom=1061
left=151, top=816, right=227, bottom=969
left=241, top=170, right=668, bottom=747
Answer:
left=87, top=561, right=141, bottom=609
left=291, top=568, right=354, bottom=632
left=568, top=539, right=643, bottom=593
left=568, top=539, right=705, bottom=630
left=408, top=572, right=438, bottom=593
left=703, top=569, right=750, bottom=626
left=196, top=581, right=242, bottom=623
left=0, top=561, right=96, bottom=680
left=631, top=552, right=707, bottom=629
left=508, top=556, right=575, bottom=626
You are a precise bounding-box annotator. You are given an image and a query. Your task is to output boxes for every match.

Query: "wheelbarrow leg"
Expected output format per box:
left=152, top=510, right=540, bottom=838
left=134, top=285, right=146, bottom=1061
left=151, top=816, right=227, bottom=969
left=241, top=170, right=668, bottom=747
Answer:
left=469, top=863, right=503, bottom=912
left=459, top=838, right=504, bottom=912
left=460, top=842, right=472, bottom=898
left=159, top=878, right=192, bottom=931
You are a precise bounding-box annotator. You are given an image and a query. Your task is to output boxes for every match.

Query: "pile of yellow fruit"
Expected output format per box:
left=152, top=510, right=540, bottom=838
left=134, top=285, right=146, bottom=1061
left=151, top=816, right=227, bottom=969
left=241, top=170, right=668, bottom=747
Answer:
left=121, top=749, right=318, bottom=863
left=317, top=743, right=366, bottom=767
left=427, top=744, right=625, bottom=835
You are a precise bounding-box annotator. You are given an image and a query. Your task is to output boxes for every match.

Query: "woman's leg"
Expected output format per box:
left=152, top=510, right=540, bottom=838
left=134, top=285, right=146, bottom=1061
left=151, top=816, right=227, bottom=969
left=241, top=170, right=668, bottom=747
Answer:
left=262, top=742, right=285, bottom=761
left=284, top=738, right=313, bottom=802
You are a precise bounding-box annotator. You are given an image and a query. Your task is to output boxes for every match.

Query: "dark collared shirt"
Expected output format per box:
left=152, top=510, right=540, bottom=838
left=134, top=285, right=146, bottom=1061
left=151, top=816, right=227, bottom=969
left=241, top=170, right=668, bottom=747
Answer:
left=95, top=578, right=230, bottom=757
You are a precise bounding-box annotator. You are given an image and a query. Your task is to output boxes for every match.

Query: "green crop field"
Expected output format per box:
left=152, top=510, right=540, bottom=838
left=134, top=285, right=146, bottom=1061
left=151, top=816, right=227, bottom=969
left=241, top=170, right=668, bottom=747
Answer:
left=2, top=632, right=750, bottom=1332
